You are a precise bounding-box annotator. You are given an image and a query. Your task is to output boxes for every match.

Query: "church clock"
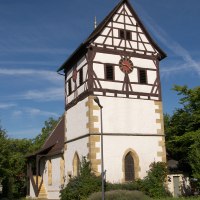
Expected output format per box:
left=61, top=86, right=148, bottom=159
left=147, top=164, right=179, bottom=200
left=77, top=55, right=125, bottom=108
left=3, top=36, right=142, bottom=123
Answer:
left=119, top=57, right=134, bottom=74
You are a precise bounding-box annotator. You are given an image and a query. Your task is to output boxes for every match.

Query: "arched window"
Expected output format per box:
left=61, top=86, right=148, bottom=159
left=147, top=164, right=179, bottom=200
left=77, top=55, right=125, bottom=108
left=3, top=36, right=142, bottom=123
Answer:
left=125, top=152, right=135, bottom=181
left=73, top=152, right=80, bottom=177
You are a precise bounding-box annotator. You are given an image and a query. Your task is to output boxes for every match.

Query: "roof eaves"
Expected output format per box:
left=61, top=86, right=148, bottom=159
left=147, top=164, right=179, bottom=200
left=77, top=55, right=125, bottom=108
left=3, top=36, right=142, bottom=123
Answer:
left=57, top=43, right=86, bottom=72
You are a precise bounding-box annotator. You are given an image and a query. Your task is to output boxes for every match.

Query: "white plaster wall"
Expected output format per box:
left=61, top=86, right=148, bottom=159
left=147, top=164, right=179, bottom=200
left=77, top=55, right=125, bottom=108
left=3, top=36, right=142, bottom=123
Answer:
left=147, top=70, right=157, bottom=84
left=64, top=138, right=89, bottom=182
left=93, top=97, right=158, bottom=134
left=100, top=135, right=163, bottom=182
left=132, top=57, right=156, bottom=69
left=93, top=63, right=104, bottom=79
left=94, top=53, right=121, bottom=65
left=48, top=191, right=60, bottom=200
left=29, top=179, right=36, bottom=198
left=66, top=98, right=88, bottom=140
left=47, top=155, right=61, bottom=200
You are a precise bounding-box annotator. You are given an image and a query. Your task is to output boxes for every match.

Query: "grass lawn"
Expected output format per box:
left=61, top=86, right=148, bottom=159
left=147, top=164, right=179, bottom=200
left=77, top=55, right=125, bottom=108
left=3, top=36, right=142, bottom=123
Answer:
left=154, top=198, right=200, bottom=200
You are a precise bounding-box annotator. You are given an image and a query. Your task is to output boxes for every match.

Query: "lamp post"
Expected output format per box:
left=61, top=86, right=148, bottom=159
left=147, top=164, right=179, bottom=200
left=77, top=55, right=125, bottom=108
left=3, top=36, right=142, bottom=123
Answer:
left=94, top=96, right=105, bottom=200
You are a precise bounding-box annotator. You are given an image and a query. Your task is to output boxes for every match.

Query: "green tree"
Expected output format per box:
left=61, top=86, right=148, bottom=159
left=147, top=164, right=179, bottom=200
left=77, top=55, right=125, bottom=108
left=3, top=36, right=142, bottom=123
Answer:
left=165, top=85, right=200, bottom=179
left=0, top=117, right=59, bottom=198
left=0, top=125, right=10, bottom=182
left=29, top=117, right=59, bottom=153
left=139, top=162, right=169, bottom=198
left=188, top=131, right=200, bottom=180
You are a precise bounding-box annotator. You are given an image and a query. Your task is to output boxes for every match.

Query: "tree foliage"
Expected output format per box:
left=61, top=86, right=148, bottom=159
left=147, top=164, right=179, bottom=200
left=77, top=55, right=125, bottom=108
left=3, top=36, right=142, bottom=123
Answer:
left=165, top=85, right=200, bottom=179
left=29, top=117, right=59, bottom=153
left=139, top=162, right=169, bottom=198
left=0, top=117, right=59, bottom=198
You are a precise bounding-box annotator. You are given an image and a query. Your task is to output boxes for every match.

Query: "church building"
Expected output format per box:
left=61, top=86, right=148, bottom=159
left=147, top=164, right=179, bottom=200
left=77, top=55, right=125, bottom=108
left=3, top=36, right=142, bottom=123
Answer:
left=27, top=0, right=167, bottom=199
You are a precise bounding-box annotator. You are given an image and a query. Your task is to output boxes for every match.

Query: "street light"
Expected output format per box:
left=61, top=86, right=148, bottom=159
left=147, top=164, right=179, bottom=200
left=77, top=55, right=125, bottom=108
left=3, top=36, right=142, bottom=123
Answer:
left=94, top=96, right=105, bottom=200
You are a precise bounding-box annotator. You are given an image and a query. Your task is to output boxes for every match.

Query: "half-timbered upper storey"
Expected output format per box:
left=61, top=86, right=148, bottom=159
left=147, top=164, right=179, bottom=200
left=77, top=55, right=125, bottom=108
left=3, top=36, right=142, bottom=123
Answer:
left=57, top=0, right=166, bottom=110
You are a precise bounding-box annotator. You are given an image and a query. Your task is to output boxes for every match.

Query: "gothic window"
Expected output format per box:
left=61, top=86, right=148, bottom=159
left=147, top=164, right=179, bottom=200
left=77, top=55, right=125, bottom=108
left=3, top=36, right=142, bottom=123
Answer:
left=119, top=29, right=131, bottom=40
left=68, top=79, right=72, bottom=95
left=79, top=68, right=83, bottom=86
left=138, top=69, right=147, bottom=84
left=105, top=65, right=114, bottom=80
left=73, top=153, right=80, bottom=177
left=125, top=152, right=135, bottom=181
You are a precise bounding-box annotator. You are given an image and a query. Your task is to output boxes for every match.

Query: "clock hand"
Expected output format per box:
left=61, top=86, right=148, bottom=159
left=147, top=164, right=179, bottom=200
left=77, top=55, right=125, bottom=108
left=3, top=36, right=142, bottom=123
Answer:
left=122, top=64, right=132, bottom=70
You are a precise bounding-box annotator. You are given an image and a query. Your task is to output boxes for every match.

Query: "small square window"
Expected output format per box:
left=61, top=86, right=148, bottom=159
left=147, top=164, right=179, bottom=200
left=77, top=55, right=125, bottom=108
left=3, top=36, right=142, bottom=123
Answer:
left=139, top=69, right=147, bottom=84
left=105, top=65, right=114, bottom=80
left=119, top=29, right=131, bottom=40
left=79, top=68, right=83, bottom=86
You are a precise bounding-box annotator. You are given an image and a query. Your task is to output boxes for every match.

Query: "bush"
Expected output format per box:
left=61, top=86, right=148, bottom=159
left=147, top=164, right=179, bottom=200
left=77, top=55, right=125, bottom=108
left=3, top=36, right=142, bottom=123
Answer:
left=88, top=190, right=151, bottom=200
left=106, top=182, right=139, bottom=191
left=138, top=162, right=171, bottom=198
left=60, top=158, right=101, bottom=200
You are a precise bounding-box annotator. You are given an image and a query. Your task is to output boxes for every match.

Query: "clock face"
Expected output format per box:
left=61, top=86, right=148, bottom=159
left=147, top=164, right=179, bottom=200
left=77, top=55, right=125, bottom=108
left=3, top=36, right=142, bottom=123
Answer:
left=72, top=69, right=77, bottom=82
left=119, top=58, right=134, bottom=74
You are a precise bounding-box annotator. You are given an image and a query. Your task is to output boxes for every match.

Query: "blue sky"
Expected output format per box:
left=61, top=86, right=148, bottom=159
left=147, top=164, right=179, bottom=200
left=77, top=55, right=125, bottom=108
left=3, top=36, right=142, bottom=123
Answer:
left=0, top=0, right=199, bottom=139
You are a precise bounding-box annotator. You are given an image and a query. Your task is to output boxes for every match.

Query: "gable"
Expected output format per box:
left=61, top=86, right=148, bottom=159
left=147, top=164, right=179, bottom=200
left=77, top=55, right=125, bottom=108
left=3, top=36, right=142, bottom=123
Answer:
left=57, top=0, right=166, bottom=73
left=93, top=2, right=160, bottom=57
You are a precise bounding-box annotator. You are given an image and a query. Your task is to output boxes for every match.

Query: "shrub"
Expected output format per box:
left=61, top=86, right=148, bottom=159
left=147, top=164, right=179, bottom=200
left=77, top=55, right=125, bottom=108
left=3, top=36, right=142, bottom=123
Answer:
left=88, top=190, right=151, bottom=200
left=138, top=162, right=171, bottom=198
left=60, top=158, right=101, bottom=200
left=106, top=182, right=138, bottom=191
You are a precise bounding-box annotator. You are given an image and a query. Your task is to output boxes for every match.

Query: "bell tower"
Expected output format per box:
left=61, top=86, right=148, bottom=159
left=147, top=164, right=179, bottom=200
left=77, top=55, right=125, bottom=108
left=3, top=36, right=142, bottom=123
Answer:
left=57, top=0, right=167, bottom=183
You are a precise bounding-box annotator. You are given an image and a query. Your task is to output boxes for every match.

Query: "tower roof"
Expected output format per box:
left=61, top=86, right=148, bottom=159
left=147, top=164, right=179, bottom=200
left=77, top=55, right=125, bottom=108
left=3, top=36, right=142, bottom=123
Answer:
left=57, top=0, right=166, bottom=72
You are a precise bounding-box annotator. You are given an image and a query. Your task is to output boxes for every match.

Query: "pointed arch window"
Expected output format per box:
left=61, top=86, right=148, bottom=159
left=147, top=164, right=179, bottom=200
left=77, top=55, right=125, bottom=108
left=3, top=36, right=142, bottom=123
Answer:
left=125, top=152, right=135, bottom=181
left=73, top=153, right=80, bottom=177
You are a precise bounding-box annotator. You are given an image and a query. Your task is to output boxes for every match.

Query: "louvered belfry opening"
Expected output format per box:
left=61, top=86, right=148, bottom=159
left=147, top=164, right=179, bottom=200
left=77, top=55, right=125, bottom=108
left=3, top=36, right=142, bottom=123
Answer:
left=106, top=65, right=114, bottom=80
left=125, top=152, right=135, bottom=181
left=79, top=68, right=83, bottom=86
left=139, top=69, right=147, bottom=84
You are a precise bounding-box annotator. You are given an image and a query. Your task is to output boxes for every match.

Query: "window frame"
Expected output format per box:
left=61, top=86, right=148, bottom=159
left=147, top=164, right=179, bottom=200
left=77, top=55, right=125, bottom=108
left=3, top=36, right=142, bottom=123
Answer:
left=125, top=152, right=135, bottom=182
left=79, top=68, right=83, bottom=86
left=119, top=29, right=132, bottom=40
left=138, top=68, right=148, bottom=84
left=68, top=78, right=72, bottom=95
left=105, top=64, right=115, bottom=81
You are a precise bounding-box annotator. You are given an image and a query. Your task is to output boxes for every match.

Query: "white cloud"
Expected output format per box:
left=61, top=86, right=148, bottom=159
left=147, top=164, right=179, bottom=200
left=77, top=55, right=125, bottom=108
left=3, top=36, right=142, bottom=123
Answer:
left=135, top=2, right=200, bottom=76
left=12, top=110, right=23, bottom=117
left=2, top=87, right=64, bottom=102
left=0, top=68, right=64, bottom=84
left=0, top=60, right=59, bottom=66
left=12, top=107, right=60, bottom=119
left=24, top=108, right=59, bottom=118
left=23, top=87, right=64, bottom=101
left=0, top=103, right=16, bottom=109
left=1, top=47, right=70, bottom=55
